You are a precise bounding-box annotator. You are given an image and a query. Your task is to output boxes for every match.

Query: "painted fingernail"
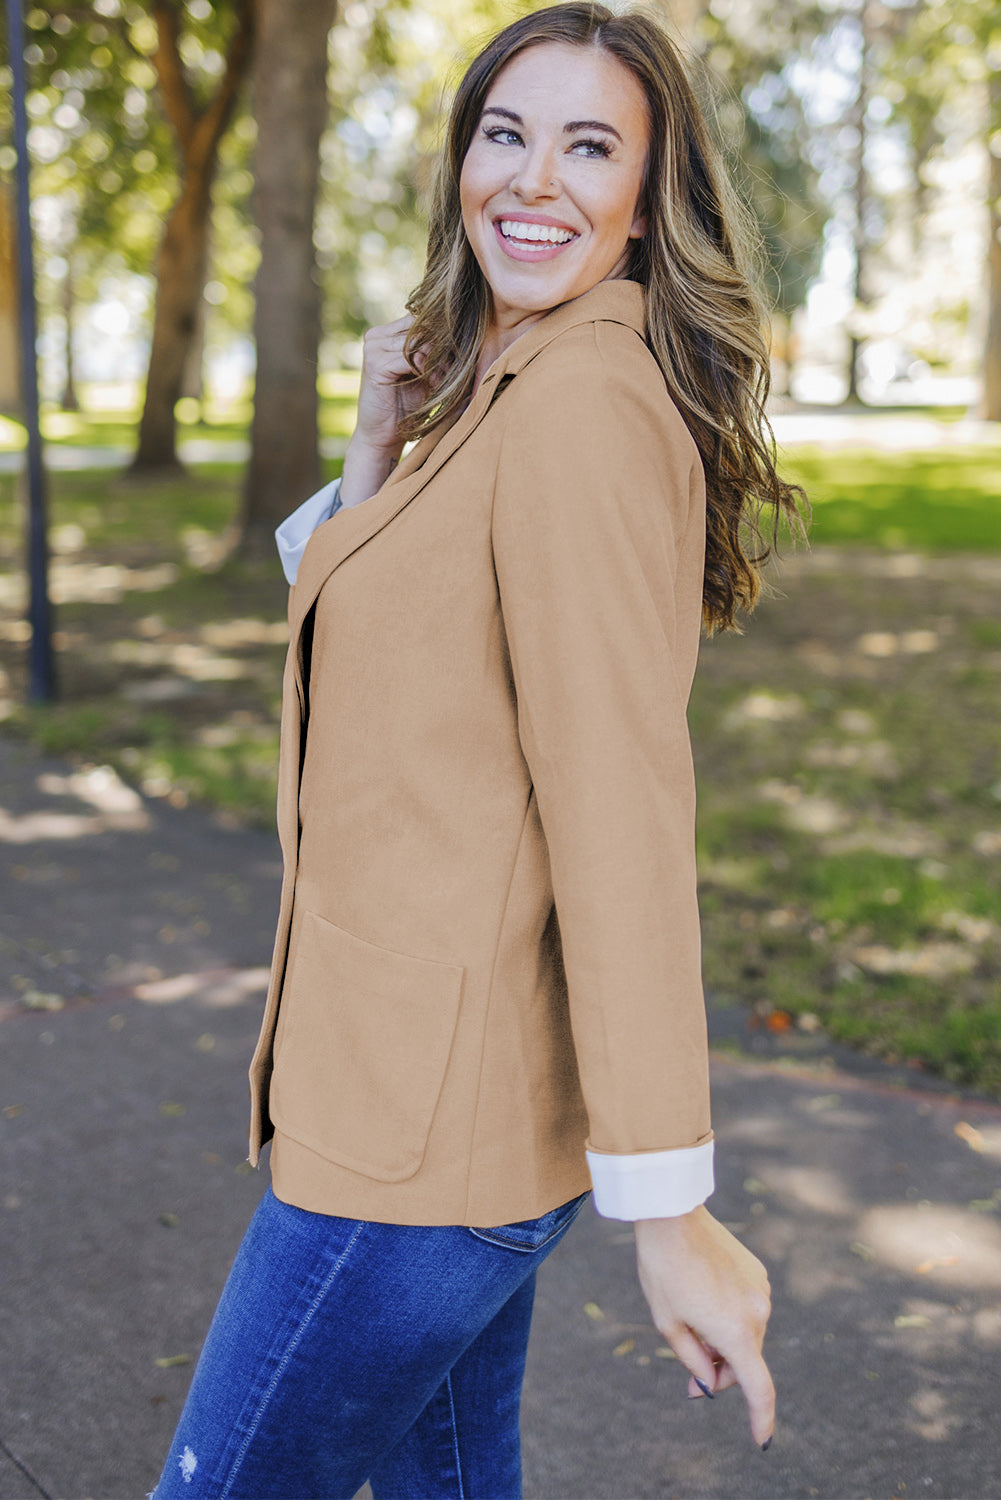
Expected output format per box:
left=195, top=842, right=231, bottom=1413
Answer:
left=761, top=1436, right=773, bottom=1452
left=693, top=1377, right=715, bottom=1400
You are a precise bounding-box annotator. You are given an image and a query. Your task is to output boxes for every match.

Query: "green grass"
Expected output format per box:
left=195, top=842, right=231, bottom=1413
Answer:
left=2, top=443, right=1001, bottom=1094
left=0, top=463, right=338, bottom=825
left=781, top=446, right=1001, bottom=551
left=690, top=534, right=1001, bottom=1094
left=0, top=375, right=360, bottom=454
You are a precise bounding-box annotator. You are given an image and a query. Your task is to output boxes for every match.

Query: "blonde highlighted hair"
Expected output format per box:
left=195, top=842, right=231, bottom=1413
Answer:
left=401, top=2, right=807, bottom=633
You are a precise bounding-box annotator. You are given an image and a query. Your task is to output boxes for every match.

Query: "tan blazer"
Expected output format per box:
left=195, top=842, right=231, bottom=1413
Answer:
left=248, top=278, right=713, bottom=1226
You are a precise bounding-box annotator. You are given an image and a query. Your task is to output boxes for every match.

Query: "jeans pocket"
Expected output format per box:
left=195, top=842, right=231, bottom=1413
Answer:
left=467, top=1190, right=591, bottom=1253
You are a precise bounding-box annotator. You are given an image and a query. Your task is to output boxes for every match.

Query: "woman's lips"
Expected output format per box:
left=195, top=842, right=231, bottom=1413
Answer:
left=492, top=219, right=579, bottom=262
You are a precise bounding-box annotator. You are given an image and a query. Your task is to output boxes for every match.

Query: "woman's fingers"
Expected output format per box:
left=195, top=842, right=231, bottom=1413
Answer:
left=682, top=1343, right=774, bottom=1446
left=353, top=314, right=427, bottom=452
left=725, top=1337, right=776, bottom=1448
left=662, top=1323, right=718, bottom=1396
left=634, top=1210, right=775, bottom=1447
left=703, top=1357, right=737, bottom=1393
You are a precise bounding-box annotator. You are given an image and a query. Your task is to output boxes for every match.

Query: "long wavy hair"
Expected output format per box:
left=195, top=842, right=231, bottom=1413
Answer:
left=401, top=2, right=807, bottom=634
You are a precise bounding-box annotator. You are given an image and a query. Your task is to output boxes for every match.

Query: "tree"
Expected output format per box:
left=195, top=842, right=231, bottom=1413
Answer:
left=0, top=3, right=258, bottom=432
left=133, top=0, right=254, bottom=471
left=694, top=1, right=829, bottom=391
left=0, top=184, right=18, bottom=413
left=882, top=0, right=1001, bottom=416
left=240, top=0, right=338, bottom=551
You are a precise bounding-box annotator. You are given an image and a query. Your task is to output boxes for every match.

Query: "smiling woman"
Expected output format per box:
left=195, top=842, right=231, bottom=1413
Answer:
left=458, top=45, right=649, bottom=341
left=151, top=6, right=798, bottom=1498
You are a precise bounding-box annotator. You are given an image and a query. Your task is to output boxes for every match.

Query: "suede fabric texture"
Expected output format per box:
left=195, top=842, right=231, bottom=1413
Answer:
left=248, top=278, right=714, bottom=1226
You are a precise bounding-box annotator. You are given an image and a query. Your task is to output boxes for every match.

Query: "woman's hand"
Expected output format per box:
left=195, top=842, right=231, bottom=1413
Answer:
left=340, top=315, right=429, bottom=508
left=634, top=1207, right=775, bottom=1447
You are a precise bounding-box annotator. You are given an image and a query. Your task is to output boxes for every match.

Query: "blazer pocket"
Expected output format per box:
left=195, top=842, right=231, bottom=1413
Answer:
left=270, top=909, right=464, bottom=1182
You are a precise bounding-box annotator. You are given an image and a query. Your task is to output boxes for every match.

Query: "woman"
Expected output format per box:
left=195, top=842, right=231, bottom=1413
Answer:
left=153, top=5, right=804, bottom=1496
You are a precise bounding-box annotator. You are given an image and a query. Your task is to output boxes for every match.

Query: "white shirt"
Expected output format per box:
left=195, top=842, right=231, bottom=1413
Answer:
left=275, top=479, right=715, bottom=1221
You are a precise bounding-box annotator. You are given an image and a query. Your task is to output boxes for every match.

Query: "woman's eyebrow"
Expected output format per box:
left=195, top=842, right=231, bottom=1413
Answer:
left=480, top=106, right=622, bottom=143
left=564, top=118, right=622, bottom=142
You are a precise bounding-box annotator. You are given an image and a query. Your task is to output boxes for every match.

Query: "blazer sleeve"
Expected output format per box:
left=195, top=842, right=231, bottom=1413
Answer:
left=490, top=321, right=714, bottom=1189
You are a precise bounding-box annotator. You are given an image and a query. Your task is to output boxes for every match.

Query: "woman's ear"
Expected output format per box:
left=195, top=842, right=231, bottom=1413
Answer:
left=629, top=208, right=648, bottom=240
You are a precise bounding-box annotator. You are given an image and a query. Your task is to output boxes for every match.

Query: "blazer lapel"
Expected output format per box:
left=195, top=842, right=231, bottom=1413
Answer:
left=289, top=368, right=505, bottom=651
left=288, top=279, right=648, bottom=669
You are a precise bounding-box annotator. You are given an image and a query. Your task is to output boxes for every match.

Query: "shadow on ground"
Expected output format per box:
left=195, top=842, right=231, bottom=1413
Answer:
left=2, top=737, right=999, bottom=1500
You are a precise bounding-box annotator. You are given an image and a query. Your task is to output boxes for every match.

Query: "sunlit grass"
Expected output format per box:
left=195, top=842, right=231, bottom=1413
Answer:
left=780, top=445, right=1001, bottom=551
left=0, top=384, right=359, bottom=453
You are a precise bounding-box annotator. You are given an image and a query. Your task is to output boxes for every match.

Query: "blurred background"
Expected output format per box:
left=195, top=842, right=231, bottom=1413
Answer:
left=0, top=0, right=999, bottom=1126
left=1, top=8, right=1001, bottom=1496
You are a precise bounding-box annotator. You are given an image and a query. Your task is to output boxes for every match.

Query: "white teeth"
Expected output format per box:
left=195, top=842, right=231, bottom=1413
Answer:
left=499, top=219, right=575, bottom=245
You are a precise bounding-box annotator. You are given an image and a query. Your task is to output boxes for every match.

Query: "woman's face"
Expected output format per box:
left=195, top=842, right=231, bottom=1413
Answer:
left=459, top=43, right=649, bottom=337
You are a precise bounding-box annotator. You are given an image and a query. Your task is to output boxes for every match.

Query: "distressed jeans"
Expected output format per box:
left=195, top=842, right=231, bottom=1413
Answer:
left=151, top=1184, right=590, bottom=1500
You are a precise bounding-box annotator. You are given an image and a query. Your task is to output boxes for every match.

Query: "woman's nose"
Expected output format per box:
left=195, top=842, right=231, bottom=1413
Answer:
left=509, top=147, right=559, bottom=203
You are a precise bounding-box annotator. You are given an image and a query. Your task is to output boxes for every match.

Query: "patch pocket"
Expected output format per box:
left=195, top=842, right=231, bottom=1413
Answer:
left=468, top=1191, right=591, bottom=1253
left=270, top=910, right=464, bottom=1183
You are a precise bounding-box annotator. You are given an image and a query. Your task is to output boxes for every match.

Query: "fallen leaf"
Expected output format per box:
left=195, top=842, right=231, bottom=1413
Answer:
left=656, top=1346, right=677, bottom=1360
left=159, top=1102, right=187, bottom=1117
left=806, top=1093, right=842, bottom=1113
left=765, top=1009, right=794, bottom=1033
left=743, top=1177, right=770, bottom=1196
left=954, top=1121, right=985, bottom=1153
left=915, top=1256, right=959, bottom=1275
left=21, top=990, right=64, bottom=1011
left=850, top=1241, right=876, bottom=1262
left=894, top=1314, right=931, bottom=1329
left=637, top=1355, right=651, bottom=1366
left=195, top=1034, right=216, bottom=1053
left=155, top=1354, right=193, bottom=1368
left=583, top=1302, right=605, bottom=1321
left=613, top=1339, right=636, bottom=1357
left=158, top=1212, right=180, bottom=1228
left=2, top=1105, right=25, bottom=1120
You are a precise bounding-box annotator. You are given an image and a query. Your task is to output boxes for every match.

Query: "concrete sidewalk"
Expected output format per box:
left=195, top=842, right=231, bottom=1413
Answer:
left=2, top=735, right=1000, bottom=1500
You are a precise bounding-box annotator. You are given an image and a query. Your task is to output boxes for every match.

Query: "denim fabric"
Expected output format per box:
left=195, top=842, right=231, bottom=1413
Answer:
left=151, top=1185, right=590, bottom=1500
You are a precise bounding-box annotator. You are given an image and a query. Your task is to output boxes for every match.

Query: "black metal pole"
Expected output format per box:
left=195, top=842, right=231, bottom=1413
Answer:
left=7, top=0, right=54, bottom=701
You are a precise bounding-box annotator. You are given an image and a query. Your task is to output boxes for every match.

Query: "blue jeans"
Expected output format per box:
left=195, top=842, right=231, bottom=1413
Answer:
left=152, top=1185, right=590, bottom=1500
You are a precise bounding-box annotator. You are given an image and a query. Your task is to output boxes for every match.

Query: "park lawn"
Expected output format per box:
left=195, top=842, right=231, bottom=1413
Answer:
left=1, top=446, right=1000, bottom=1094
left=0, top=376, right=360, bottom=456
left=780, top=444, right=1001, bottom=552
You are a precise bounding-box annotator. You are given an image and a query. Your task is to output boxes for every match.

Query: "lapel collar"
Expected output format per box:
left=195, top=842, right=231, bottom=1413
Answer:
left=289, top=278, right=647, bottom=645
left=288, top=369, right=503, bottom=644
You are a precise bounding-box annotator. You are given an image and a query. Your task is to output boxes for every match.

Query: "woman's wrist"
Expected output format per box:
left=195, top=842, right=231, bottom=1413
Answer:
left=635, top=1205, right=706, bottom=1235
left=339, top=435, right=403, bottom=509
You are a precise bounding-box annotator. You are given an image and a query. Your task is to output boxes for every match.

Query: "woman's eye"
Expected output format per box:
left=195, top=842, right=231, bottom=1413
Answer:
left=483, top=126, right=522, bottom=146
left=570, top=138, right=612, bottom=159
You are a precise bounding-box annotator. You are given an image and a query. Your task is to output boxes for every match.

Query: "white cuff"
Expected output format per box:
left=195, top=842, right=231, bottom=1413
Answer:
left=275, top=477, right=343, bottom=584
left=585, top=1138, right=715, bottom=1221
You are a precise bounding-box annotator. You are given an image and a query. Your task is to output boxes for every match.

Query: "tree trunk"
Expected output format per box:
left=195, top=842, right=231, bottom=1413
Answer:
left=846, top=0, right=871, bottom=406
left=131, top=0, right=253, bottom=473
left=984, top=75, right=1001, bottom=421
left=241, top=0, right=338, bottom=552
left=60, top=253, right=79, bottom=412
left=133, top=175, right=212, bottom=469
left=0, top=185, right=19, bottom=415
